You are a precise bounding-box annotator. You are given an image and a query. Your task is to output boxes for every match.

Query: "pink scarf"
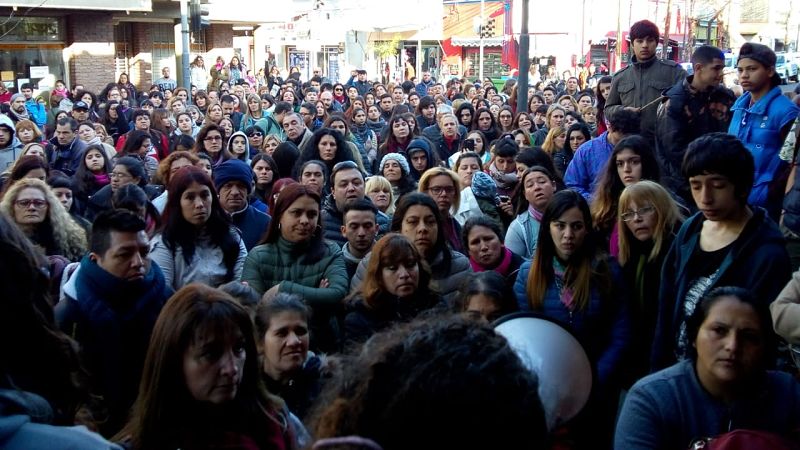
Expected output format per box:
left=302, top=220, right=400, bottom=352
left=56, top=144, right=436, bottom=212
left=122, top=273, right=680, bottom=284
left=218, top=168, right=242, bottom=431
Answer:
left=94, top=173, right=110, bottom=187
left=470, top=246, right=514, bottom=276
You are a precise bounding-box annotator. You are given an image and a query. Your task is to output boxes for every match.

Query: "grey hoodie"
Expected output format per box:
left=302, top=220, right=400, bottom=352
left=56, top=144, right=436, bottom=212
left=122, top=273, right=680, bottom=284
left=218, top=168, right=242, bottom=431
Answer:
left=226, top=130, right=251, bottom=164
left=0, top=114, right=23, bottom=171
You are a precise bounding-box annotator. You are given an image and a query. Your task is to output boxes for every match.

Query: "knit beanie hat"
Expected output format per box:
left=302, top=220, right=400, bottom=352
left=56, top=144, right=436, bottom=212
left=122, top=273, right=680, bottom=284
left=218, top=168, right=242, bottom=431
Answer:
left=471, top=171, right=498, bottom=200
left=10, top=93, right=24, bottom=104
left=213, top=159, right=253, bottom=192
left=380, top=152, right=410, bottom=176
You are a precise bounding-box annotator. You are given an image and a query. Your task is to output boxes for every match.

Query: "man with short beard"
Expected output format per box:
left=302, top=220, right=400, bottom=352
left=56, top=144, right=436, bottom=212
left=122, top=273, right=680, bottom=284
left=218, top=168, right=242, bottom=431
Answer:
left=7, top=93, right=29, bottom=124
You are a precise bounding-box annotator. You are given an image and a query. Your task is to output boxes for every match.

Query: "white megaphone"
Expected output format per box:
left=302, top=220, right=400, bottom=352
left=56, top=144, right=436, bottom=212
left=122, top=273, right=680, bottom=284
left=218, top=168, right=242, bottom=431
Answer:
left=494, top=313, right=593, bottom=432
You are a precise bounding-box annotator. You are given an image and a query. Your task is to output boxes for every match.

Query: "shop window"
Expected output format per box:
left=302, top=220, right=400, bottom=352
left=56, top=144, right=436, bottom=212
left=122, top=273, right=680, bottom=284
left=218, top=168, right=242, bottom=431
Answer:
left=152, top=23, right=176, bottom=86
left=0, top=17, right=63, bottom=42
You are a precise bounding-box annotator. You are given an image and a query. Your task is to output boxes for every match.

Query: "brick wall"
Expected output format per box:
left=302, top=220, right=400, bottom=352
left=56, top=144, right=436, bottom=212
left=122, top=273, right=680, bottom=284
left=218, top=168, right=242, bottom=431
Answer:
left=206, top=24, right=234, bottom=52
left=65, top=13, right=115, bottom=94
left=130, top=22, right=153, bottom=92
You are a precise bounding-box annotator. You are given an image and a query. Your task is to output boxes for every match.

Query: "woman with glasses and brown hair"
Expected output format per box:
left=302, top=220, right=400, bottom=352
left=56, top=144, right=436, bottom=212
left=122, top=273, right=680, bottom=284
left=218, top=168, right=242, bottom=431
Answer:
left=0, top=178, right=87, bottom=261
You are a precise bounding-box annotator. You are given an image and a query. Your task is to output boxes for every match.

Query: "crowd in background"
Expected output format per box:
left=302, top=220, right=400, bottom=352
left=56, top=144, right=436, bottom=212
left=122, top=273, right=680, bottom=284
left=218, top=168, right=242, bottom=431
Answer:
left=1, top=17, right=800, bottom=450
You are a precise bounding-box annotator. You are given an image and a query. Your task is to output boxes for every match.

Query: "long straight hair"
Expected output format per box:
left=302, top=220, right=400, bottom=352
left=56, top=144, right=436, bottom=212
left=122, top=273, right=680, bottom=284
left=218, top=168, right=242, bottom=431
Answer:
left=161, top=166, right=239, bottom=281
left=261, top=182, right=326, bottom=263
left=591, top=135, right=660, bottom=233
left=116, top=284, right=285, bottom=449
left=526, top=190, right=611, bottom=312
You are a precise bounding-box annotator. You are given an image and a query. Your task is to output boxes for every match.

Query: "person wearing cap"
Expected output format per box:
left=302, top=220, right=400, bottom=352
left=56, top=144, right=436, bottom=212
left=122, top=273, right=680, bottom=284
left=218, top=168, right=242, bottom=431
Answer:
left=604, top=20, right=685, bottom=144
left=655, top=45, right=729, bottom=207
left=346, top=69, right=371, bottom=97
left=728, top=42, right=800, bottom=219
left=321, top=160, right=390, bottom=247
left=0, top=114, right=23, bottom=170
left=71, top=100, right=91, bottom=123
left=213, top=159, right=271, bottom=250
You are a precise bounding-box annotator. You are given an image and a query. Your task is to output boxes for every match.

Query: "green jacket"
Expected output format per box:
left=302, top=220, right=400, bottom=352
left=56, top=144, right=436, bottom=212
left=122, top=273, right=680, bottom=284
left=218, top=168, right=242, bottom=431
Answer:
left=604, top=55, right=685, bottom=142
left=241, top=237, right=348, bottom=306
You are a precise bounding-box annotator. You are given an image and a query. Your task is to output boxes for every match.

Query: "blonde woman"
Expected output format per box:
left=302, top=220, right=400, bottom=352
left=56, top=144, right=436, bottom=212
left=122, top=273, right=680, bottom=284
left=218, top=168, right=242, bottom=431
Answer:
left=365, top=175, right=395, bottom=216
left=541, top=125, right=567, bottom=158
left=616, top=180, right=682, bottom=385
left=0, top=178, right=87, bottom=261
left=262, top=134, right=281, bottom=155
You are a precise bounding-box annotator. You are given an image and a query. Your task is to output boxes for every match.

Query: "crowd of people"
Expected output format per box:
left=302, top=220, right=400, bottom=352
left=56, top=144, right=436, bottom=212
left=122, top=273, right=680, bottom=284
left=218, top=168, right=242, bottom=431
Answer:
left=1, top=17, right=800, bottom=450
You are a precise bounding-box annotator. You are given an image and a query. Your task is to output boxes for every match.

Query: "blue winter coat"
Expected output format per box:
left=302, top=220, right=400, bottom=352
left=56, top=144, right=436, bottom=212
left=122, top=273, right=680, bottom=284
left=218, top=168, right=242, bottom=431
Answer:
left=513, top=257, right=631, bottom=387
left=564, top=132, right=613, bottom=200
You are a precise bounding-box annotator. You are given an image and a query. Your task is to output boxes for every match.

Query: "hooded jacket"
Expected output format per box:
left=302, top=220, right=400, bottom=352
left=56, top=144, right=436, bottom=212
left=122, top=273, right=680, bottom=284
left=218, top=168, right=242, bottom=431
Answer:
left=651, top=207, right=791, bottom=370
left=56, top=256, right=172, bottom=435
left=226, top=130, right=251, bottom=164
left=0, top=115, right=23, bottom=171
left=564, top=131, right=613, bottom=200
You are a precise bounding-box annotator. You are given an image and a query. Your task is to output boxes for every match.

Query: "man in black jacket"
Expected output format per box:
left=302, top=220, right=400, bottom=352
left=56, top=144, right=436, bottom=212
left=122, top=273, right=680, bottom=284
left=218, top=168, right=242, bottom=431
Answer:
left=321, top=161, right=389, bottom=246
left=655, top=45, right=727, bottom=206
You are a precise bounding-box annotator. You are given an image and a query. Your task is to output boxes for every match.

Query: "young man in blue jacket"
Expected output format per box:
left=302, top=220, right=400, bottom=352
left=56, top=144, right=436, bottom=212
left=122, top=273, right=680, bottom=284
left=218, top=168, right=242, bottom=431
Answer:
left=651, top=132, right=791, bottom=370
left=728, top=42, right=800, bottom=219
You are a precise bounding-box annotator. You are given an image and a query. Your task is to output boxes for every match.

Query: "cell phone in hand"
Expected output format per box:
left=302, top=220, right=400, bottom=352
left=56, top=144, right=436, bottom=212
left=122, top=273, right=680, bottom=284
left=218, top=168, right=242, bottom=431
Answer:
left=463, top=139, right=475, bottom=151
left=499, top=195, right=511, bottom=203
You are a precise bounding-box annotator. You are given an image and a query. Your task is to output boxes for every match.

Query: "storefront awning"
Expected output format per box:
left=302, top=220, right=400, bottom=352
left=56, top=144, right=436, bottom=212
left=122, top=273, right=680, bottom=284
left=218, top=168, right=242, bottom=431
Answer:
left=0, top=0, right=151, bottom=11
left=451, top=37, right=504, bottom=47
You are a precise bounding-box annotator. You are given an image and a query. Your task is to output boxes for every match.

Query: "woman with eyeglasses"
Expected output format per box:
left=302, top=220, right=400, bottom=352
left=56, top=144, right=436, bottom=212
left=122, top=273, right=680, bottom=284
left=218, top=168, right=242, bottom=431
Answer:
left=418, top=167, right=463, bottom=252
left=194, top=124, right=233, bottom=169
left=0, top=178, right=87, bottom=261
left=86, top=156, right=157, bottom=220
left=591, top=135, right=662, bottom=256
left=616, top=180, right=682, bottom=386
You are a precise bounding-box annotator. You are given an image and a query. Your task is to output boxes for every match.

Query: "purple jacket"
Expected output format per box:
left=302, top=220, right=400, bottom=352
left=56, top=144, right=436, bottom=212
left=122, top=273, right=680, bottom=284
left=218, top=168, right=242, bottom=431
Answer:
left=564, top=131, right=613, bottom=200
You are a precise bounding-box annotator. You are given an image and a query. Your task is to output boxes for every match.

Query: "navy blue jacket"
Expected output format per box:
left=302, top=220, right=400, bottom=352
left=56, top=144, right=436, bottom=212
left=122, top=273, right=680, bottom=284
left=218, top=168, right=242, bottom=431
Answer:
left=56, top=256, right=172, bottom=435
left=651, top=207, right=791, bottom=370
left=230, top=204, right=270, bottom=251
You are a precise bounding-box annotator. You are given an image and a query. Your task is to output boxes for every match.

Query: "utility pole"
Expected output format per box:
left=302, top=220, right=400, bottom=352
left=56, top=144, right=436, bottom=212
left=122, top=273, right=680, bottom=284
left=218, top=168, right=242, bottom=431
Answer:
left=663, top=0, right=672, bottom=60
left=479, top=0, right=485, bottom=81
left=180, top=0, right=192, bottom=103
left=517, top=0, right=529, bottom=113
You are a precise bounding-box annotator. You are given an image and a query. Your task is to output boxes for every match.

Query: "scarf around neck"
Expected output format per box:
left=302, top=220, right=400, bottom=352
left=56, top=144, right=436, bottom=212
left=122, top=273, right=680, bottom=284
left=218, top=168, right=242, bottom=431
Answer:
left=470, top=246, right=513, bottom=276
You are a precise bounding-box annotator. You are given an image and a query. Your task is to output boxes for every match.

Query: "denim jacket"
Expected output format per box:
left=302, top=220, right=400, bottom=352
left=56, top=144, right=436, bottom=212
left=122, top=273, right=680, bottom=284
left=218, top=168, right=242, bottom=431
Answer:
left=729, top=86, right=800, bottom=212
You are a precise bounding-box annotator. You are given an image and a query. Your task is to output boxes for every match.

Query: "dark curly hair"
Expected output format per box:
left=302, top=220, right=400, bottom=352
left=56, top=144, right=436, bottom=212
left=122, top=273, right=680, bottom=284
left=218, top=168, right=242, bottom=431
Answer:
left=309, top=315, right=547, bottom=450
